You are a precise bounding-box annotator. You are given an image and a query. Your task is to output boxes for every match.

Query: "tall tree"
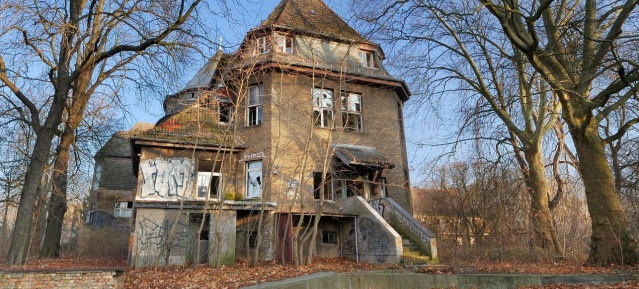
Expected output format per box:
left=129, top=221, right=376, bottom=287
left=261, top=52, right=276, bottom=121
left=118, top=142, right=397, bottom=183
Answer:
left=477, top=0, right=639, bottom=265
left=0, top=0, right=202, bottom=265
left=353, top=0, right=564, bottom=254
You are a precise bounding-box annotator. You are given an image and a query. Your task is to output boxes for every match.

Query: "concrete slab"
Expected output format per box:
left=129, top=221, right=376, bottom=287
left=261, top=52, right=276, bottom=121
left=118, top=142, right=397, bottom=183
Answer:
left=242, top=271, right=639, bottom=289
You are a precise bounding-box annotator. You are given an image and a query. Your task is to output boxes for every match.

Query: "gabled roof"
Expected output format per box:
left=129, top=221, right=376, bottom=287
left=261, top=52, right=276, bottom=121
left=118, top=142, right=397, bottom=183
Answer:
left=258, top=0, right=368, bottom=43
left=95, top=122, right=154, bottom=158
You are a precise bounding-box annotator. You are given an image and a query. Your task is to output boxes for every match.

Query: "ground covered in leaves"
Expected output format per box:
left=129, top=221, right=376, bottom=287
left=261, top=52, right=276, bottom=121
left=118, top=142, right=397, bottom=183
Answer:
left=124, top=258, right=399, bottom=289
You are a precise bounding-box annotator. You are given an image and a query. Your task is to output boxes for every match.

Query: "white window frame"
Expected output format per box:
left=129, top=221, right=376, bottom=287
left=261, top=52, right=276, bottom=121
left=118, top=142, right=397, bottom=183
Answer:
left=341, top=92, right=363, bottom=132
left=247, top=85, right=264, bottom=126
left=246, top=160, right=263, bottom=199
left=114, top=201, right=133, bottom=218
left=360, top=50, right=378, bottom=68
left=196, top=171, right=223, bottom=200
left=312, top=88, right=333, bottom=128
left=256, top=36, right=270, bottom=54
left=276, top=33, right=294, bottom=54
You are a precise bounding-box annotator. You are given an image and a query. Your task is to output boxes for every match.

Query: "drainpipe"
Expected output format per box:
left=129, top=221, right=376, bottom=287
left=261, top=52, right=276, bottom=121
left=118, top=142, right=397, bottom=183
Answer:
left=354, top=216, right=359, bottom=263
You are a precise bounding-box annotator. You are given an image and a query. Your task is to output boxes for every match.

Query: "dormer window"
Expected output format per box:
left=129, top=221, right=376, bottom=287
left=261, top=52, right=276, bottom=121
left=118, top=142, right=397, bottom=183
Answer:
left=360, top=50, right=378, bottom=68
left=256, top=36, right=270, bottom=54
left=276, top=34, right=294, bottom=54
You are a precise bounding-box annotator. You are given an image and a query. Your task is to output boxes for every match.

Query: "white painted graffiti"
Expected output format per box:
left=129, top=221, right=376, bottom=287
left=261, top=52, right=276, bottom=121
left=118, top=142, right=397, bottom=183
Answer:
left=140, top=157, right=194, bottom=200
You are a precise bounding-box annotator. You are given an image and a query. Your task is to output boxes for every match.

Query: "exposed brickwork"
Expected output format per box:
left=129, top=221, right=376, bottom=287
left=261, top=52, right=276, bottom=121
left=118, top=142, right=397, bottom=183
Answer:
left=0, top=270, right=124, bottom=289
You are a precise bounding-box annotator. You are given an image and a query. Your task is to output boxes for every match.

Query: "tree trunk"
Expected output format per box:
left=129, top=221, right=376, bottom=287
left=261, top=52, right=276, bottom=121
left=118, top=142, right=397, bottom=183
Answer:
left=40, top=70, right=92, bottom=258
left=571, top=121, right=638, bottom=265
left=524, top=147, right=563, bottom=256
left=38, top=141, right=71, bottom=258
left=6, top=123, right=61, bottom=265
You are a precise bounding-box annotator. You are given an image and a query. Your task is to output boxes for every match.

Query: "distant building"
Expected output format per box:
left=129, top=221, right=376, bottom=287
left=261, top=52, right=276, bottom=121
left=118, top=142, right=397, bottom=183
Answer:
left=90, top=0, right=436, bottom=267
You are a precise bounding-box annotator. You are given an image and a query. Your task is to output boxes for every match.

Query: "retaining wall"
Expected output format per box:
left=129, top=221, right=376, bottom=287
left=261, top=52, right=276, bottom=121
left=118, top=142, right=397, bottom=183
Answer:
left=0, top=269, right=124, bottom=289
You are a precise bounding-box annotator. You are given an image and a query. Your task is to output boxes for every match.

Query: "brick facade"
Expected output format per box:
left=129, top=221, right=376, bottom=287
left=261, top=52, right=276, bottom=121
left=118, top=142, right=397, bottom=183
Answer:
left=0, top=270, right=124, bottom=289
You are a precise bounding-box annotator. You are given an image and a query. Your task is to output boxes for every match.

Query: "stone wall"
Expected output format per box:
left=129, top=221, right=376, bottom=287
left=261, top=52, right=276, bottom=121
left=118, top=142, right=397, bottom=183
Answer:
left=0, top=270, right=124, bottom=289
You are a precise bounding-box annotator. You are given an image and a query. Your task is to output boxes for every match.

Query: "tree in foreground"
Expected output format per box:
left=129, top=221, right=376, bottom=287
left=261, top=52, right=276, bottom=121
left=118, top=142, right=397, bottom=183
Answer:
left=0, top=0, right=203, bottom=265
left=477, top=0, right=639, bottom=265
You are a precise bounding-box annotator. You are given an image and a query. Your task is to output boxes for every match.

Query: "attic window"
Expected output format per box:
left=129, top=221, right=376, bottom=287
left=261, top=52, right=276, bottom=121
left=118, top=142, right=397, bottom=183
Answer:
left=276, top=34, right=294, bottom=54
left=219, top=100, right=233, bottom=124
left=360, top=50, right=378, bottom=68
left=256, top=36, right=270, bottom=54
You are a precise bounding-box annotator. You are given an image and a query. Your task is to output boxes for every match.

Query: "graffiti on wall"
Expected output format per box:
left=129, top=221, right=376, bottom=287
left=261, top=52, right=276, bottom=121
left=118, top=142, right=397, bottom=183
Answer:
left=284, top=178, right=299, bottom=198
left=369, top=199, right=385, bottom=217
left=344, top=216, right=392, bottom=263
left=135, top=216, right=188, bottom=265
left=140, top=157, right=194, bottom=200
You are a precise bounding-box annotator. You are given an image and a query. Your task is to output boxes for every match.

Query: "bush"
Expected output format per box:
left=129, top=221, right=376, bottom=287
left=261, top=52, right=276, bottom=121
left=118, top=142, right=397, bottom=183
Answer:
left=75, top=225, right=130, bottom=259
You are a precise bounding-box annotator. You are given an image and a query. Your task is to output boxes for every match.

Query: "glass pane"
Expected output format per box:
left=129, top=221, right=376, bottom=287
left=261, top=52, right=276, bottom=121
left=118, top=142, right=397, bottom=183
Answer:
left=246, top=161, right=262, bottom=198
left=197, top=172, right=211, bottom=198
left=349, top=94, right=361, bottom=112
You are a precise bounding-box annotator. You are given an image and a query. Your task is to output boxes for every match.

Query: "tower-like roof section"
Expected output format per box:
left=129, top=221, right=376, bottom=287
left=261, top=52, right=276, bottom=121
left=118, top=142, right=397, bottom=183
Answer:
left=258, top=0, right=368, bottom=43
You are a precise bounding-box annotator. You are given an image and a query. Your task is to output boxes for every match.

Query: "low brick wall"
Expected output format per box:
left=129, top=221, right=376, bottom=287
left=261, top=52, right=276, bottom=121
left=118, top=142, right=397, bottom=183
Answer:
left=0, top=269, right=124, bottom=289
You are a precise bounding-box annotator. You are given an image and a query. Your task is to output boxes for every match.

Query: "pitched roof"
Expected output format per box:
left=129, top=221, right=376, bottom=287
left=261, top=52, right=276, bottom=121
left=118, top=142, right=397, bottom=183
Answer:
left=183, top=50, right=224, bottom=90
left=95, top=122, right=154, bottom=158
left=258, top=0, right=368, bottom=43
left=132, top=105, right=244, bottom=148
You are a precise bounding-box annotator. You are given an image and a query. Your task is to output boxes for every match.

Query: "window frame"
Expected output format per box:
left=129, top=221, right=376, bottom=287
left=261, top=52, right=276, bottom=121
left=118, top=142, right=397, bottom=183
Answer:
left=218, top=99, right=234, bottom=124
left=245, top=160, right=263, bottom=199
left=196, top=171, right=223, bottom=200
left=114, top=201, right=133, bottom=218
left=276, top=33, right=294, bottom=54
left=321, top=231, right=337, bottom=244
left=247, top=85, right=264, bottom=127
left=341, top=92, right=363, bottom=132
left=313, top=172, right=335, bottom=201
left=256, top=36, right=270, bottom=54
left=359, top=50, right=378, bottom=68
left=312, top=88, right=334, bottom=128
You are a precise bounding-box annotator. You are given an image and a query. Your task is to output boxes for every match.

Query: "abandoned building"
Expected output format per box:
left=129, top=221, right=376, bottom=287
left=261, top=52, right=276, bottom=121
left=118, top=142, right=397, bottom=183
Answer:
left=88, top=0, right=437, bottom=267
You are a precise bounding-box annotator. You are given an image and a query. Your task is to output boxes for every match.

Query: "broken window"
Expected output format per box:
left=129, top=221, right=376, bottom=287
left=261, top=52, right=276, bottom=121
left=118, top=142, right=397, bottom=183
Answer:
left=321, top=231, right=337, bottom=244
left=246, top=161, right=262, bottom=198
left=114, top=201, right=133, bottom=218
left=256, top=36, right=270, bottom=54
left=313, top=172, right=335, bottom=201
left=247, top=85, right=264, bottom=126
left=197, top=160, right=222, bottom=200
left=219, top=100, right=233, bottom=124
left=360, top=50, right=378, bottom=68
left=312, top=88, right=333, bottom=128
left=276, top=33, right=294, bottom=54
left=341, top=92, right=363, bottom=132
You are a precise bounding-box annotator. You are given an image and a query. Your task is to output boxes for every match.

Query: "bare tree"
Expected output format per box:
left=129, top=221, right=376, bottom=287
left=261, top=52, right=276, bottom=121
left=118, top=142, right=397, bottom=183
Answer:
left=477, top=0, right=639, bottom=265
left=0, top=0, right=204, bottom=265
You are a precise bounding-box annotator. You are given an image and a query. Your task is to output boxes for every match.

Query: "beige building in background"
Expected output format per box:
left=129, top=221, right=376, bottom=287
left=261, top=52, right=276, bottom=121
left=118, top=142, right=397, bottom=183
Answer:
left=89, top=0, right=437, bottom=267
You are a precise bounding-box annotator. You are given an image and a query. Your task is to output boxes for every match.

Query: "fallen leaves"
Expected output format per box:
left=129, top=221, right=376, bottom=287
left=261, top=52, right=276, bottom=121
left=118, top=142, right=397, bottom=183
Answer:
left=124, top=258, right=399, bottom=289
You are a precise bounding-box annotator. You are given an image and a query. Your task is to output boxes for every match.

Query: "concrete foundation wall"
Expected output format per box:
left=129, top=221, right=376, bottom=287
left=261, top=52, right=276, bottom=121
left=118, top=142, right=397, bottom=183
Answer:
left=209, top=210, right=237, bottom=265
left=338, top=197, right=402, bottom=264
left=132, top=208, right=189, bottom=267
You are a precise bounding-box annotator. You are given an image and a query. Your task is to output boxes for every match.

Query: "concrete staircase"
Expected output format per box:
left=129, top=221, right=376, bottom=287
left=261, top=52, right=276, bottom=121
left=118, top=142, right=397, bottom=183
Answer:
left=400, top=233, right=434, bottom=265
left=368, top=198, right=438, bottom=265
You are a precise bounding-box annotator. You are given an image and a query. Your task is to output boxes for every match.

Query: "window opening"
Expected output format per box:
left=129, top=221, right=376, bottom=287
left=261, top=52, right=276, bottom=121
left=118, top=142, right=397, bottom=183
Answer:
left=341, top=92, right=363, bottom=132
left=246, top=161, right=263, bottom=198
left=312, top=88, right=333, bottom=128
left=321, top=231, right=337, bottom=244
left=247, top=85, right=264, bottom=126
left=313, top=172, right=335, bottom=201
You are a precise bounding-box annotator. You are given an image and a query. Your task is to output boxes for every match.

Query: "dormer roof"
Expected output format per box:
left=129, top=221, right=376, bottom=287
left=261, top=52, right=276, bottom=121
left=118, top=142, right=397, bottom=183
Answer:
left=257, top=0, right=368, bottom=43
